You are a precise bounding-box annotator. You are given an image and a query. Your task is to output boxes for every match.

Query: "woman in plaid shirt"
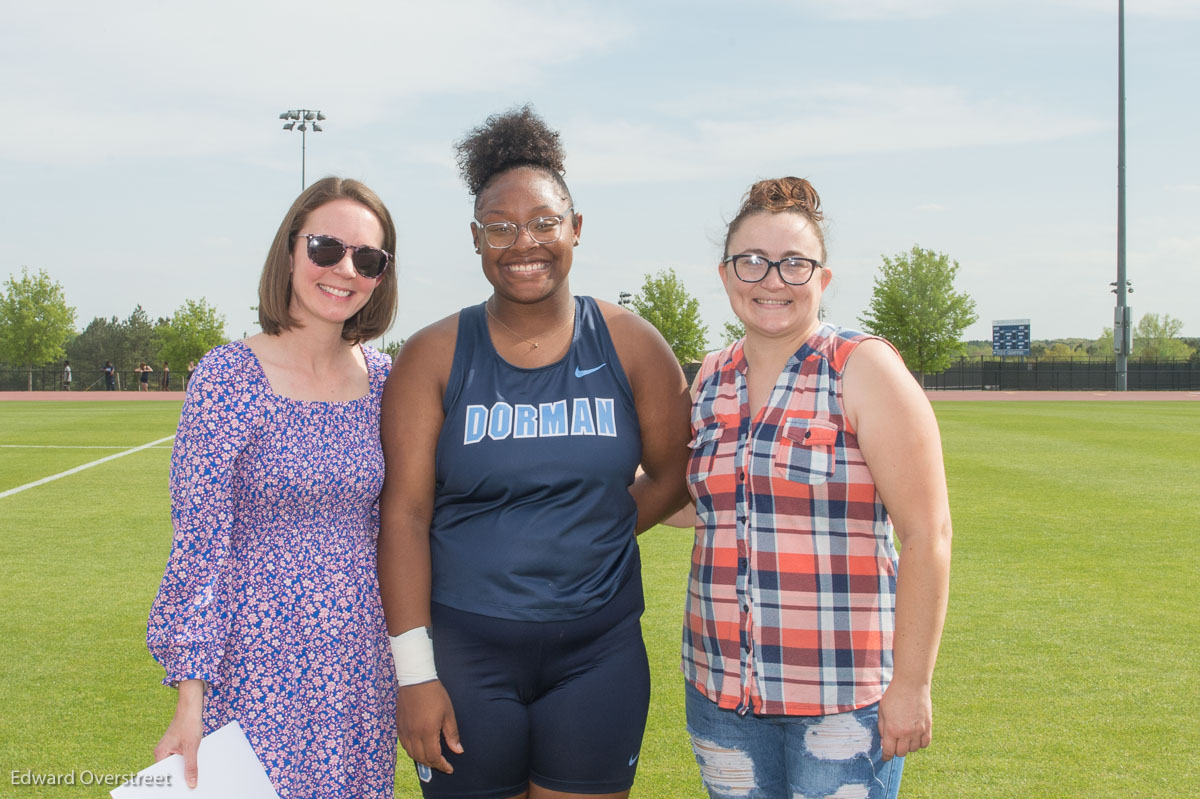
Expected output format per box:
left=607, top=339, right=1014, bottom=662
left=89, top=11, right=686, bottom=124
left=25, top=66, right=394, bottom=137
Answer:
left=672, top=177, right=952, bottom=799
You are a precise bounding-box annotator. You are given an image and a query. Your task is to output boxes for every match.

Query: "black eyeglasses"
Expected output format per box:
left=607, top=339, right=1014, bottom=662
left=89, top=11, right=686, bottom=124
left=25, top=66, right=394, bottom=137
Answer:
left=722, top=254, right=823, bottom=285
left=294, top=233, right=393, bottom=279
left=473, top=209, right=573, bottom=249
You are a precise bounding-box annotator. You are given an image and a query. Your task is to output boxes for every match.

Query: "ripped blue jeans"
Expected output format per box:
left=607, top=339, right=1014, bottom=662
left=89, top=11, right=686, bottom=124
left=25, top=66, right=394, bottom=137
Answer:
left=685, top=683, right=903, bottom=799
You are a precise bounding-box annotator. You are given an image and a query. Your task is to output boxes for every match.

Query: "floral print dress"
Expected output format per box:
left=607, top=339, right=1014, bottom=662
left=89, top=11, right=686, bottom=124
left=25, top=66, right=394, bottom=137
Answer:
left=147, top=340, right=397, bottom=798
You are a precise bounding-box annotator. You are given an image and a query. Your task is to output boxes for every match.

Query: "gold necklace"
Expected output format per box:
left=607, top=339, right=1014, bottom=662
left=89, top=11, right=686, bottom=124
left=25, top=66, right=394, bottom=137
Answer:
left=485, top=299, right=574, bottom=351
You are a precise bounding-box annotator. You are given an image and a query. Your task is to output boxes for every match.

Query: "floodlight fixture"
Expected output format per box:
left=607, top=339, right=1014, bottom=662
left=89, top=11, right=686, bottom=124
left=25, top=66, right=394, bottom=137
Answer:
left=278, top=108, right=326, bottom=191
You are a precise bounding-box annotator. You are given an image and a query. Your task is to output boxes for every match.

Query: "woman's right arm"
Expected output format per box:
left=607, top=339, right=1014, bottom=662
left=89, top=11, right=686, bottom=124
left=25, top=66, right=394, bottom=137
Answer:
left=152, top=679, right=204, bottom=789
left=147, top=351, right=256, bottom=786
left=377, top=320, right=463, bottom=775
left=655, top=353, right=719, bottom=530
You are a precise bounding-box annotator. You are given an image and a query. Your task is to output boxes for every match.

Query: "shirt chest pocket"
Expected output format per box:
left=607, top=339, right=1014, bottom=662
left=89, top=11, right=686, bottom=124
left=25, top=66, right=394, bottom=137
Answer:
left=773, top=418, right=839, bottom=485
left=687, top=422, right=725, bottom=484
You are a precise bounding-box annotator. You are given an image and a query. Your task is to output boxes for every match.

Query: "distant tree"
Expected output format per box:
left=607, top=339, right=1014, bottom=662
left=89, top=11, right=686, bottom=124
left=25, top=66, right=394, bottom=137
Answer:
left=0, top=267, right=77, bottom=389
left=379, top=338, right=405, bottom=360
left=962, top=340, right=993, bottom=357
left=721, top=320, right=745, bottom=346
left=123, top=305, right=158, bottom=370
left=154, top=298, right=229, bottom=370
left=630, top=268, right=709, bottom=365
left=1042, top=341, right=1078, bottom=359
left=67, top=316, right=127, bottom=385
left=858, top=246, right=977, bottom=385
left=1088, top=327, right=1114, bottom=357
left=1133, top=313, right=1194, bottom=360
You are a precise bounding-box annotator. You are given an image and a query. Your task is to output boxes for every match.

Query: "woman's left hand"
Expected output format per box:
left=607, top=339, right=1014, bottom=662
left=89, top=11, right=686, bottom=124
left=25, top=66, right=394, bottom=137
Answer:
left=877, top=678, right=932, bottom=761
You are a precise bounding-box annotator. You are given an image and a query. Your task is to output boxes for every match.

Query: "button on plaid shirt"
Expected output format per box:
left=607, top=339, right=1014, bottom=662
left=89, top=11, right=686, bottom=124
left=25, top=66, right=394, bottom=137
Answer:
left=683, top=324, right=899, bottom=716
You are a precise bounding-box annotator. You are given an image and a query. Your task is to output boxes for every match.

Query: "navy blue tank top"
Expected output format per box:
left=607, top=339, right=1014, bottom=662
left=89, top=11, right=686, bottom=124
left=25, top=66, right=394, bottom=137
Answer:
left=432, top=296, right=642, bottom=621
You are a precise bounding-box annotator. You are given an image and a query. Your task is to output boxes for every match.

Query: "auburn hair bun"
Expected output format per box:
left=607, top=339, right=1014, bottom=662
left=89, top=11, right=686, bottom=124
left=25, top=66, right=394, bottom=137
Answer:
left=741, top=177, right=823, bottom=221
left=723, top=175, right=827, bottom=260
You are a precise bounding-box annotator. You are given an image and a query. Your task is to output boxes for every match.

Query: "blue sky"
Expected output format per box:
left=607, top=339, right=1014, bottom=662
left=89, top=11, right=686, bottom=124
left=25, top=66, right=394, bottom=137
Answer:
left=2, top=0, right=1196, bottom=349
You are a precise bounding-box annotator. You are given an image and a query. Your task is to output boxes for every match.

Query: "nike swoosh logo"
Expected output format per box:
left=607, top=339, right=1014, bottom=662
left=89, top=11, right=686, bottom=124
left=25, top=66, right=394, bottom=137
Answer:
left=575, top=363, right=607, bottom=378
left=628, top=754, right=640, bottom=766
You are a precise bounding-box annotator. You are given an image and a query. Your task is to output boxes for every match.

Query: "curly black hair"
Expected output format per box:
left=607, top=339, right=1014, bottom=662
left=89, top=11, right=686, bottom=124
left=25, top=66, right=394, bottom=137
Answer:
left=454, top=104, right=573, bottom=209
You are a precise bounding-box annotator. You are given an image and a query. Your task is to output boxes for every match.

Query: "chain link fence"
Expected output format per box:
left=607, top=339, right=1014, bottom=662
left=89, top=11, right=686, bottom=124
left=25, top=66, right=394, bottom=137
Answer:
left=923, top=356, right=1199, bottom=391
left=0, top=368, right=191, bottom=392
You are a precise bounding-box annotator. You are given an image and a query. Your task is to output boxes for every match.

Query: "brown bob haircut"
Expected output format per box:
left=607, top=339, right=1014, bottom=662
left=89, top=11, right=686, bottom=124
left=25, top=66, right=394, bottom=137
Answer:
left=257, top=176, right=398, bottom=344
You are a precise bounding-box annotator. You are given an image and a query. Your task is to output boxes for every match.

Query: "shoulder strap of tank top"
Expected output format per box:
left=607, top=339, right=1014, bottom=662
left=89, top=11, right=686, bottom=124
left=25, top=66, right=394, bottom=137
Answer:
left=577, top=296, right=636, bottom=408
left=442, top=303, right=487, bottom=414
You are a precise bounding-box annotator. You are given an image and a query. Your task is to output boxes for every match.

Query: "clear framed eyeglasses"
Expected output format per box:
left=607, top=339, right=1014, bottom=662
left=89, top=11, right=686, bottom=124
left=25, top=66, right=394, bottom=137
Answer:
left=474, top=208, right=573, bottom=249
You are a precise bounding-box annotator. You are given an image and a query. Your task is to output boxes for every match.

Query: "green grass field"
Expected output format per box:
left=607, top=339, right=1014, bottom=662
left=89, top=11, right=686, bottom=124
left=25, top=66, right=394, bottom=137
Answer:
left=1, top=401, right=1197, bottom=798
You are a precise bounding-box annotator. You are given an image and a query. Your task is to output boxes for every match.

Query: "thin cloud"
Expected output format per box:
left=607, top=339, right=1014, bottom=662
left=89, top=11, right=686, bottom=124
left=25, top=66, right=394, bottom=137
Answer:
left=0, top=0, right=632, bottom=165
left=797, top=0, right=958, bottom=21
left=787, top=0, right=1200, bottom=20
left=566, top=83, right=1106, bottom=184
left=1050, top=0, right=1200, bottom=18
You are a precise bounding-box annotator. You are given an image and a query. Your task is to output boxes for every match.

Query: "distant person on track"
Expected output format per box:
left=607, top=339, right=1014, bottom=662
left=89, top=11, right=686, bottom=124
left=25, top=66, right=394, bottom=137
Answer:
left=670, top=177, right=953, bottom=799
left=104, top=361, right=115, bottom=391
left=159, top=361, right=170, bottom=391
left=146, top=176, right=400, bottom=796
left=135, top=362, right=152, bottom=392
left=62, top=360, right=71, bottom=391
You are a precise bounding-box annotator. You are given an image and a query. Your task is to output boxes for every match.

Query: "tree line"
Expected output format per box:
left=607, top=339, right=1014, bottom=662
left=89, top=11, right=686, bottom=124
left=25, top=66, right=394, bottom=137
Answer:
left=0, top=267, right=228, bottom=389
left=959, top=314, right=1196, bottom=361
left=4, top=253, right=1194, bottom=390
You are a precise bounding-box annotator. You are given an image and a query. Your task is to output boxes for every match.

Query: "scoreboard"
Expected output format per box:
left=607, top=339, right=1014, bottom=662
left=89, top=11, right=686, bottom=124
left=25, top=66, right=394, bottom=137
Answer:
left=992, top=319, right=1031, bottom=357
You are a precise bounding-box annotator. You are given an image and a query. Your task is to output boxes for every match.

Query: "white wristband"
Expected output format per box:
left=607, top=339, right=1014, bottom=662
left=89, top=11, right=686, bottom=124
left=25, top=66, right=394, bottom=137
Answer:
left=390, top=626, right=438, bottom=687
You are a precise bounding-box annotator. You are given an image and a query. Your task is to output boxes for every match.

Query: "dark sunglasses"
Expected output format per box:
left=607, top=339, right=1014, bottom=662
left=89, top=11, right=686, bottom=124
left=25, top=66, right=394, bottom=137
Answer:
left=294, top=233, right=393, bottom=279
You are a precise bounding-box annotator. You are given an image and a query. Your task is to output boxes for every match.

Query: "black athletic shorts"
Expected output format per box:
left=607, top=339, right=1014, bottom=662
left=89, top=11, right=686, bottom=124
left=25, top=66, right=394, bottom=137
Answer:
left=415, top=572, right=650, bottom=798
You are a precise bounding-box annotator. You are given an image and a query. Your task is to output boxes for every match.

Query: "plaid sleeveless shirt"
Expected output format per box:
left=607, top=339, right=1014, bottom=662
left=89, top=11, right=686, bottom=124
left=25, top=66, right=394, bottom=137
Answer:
left=683, top=324, right=899, bottom=716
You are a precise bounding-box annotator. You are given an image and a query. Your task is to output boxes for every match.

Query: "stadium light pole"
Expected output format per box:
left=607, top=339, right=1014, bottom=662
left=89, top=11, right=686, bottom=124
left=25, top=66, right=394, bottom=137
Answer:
left=279, top=109, right=325, bottom=191
left=1113, top=1, right=1130, bottom=390
left=618, top=291, right=632, bottom=308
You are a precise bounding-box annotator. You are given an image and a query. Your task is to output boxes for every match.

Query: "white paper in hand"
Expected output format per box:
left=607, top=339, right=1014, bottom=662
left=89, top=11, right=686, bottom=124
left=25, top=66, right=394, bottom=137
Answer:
left=111, top=720, right=279, bottom=798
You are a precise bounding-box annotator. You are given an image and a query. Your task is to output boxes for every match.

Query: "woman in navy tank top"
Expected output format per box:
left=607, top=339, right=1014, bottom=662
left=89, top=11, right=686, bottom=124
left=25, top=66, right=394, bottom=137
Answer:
left=377, top=106, right=692, bottom=799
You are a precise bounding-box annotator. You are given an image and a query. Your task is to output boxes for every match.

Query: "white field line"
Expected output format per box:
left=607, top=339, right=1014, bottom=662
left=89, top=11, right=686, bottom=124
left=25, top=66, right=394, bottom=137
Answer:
left=1, top=444, right=174, bottom=449
left=0, top=435, right=176, bottom=499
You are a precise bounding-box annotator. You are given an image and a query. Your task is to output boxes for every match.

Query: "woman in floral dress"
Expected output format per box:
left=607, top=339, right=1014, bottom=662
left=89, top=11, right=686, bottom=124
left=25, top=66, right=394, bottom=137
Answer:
left=146, top=177, right=400, bottom=797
